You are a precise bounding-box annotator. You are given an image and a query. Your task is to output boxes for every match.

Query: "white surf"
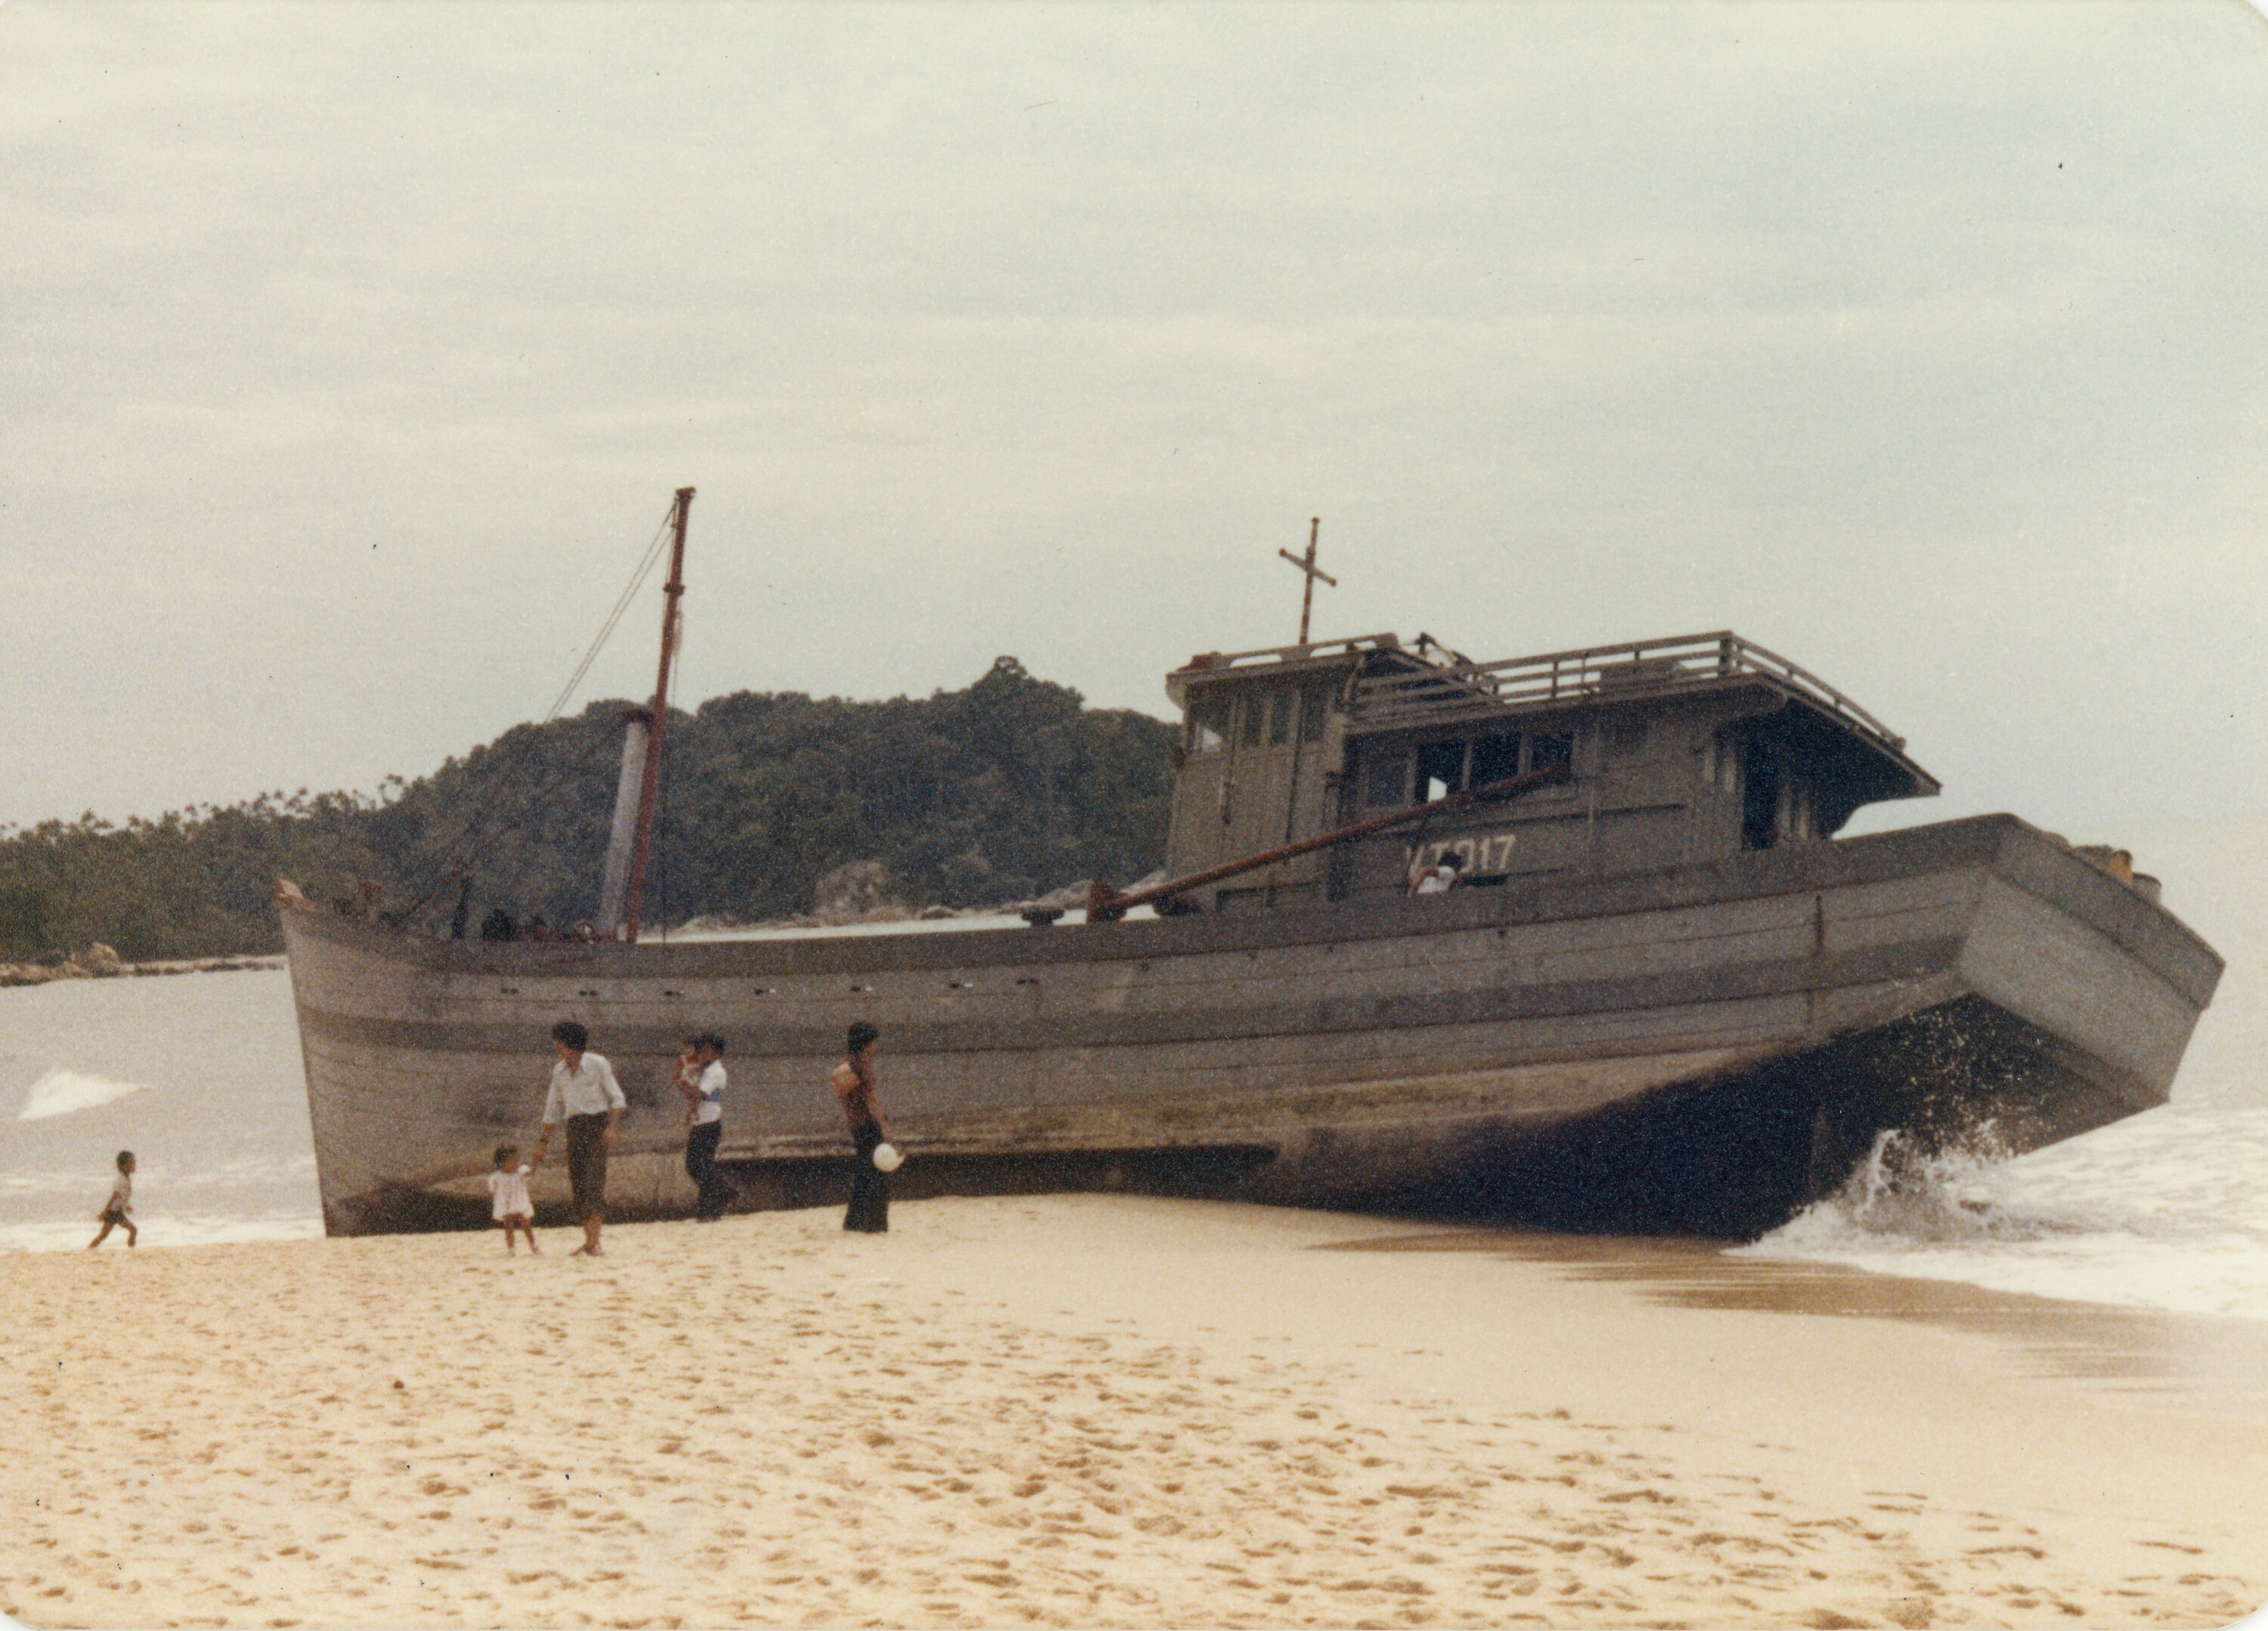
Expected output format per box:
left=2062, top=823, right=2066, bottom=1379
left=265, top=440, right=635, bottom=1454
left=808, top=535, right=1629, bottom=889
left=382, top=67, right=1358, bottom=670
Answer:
left=18, top=1068, right=147, bottom=1122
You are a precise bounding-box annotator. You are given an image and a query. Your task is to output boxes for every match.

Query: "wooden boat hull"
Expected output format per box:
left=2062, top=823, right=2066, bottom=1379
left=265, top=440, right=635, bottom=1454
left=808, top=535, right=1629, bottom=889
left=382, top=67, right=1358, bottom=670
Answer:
left=280, top=814, right=2220, bottom=1239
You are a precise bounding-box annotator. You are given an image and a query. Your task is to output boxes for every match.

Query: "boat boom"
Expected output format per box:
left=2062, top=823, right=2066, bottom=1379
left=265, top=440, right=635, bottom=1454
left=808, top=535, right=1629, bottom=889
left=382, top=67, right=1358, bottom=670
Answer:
left=1086, top=764, right=1569, bottom=922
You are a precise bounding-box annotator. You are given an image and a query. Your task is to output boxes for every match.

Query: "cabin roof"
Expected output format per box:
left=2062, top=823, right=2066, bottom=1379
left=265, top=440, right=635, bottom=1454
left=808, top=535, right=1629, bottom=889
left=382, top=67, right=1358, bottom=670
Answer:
left=1169, top=628, right=1941, bottom=801
left=1163, top=631, right=1409, bottom=704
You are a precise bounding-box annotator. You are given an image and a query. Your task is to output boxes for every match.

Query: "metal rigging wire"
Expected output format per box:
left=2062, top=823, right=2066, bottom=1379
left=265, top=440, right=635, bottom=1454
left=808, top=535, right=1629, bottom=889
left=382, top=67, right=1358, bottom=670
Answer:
left=394, top=498, right=684, bottom=924
left=541, top=506, right=677, bottom=723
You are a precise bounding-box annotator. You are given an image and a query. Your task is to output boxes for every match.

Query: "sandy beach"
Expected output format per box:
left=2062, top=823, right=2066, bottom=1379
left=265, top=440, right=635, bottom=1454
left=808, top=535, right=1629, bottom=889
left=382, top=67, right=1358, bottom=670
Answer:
left=4, top=1196, right=2265, bottom=1629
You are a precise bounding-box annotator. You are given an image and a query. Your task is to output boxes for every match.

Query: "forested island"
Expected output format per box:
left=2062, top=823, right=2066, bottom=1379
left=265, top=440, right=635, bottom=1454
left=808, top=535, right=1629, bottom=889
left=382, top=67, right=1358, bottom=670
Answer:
left=0, top=658, right=1177, bottom=964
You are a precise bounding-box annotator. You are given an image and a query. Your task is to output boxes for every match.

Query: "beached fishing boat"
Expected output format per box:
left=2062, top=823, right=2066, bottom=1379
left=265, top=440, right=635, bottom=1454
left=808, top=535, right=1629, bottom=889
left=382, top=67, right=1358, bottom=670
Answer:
left=278, top=497, right=2223, bottom=1237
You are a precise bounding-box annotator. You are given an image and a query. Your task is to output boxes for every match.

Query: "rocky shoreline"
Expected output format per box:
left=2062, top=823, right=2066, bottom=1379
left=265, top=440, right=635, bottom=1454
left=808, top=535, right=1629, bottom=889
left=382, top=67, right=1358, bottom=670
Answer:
left=0, top=944, right=285, bottom=989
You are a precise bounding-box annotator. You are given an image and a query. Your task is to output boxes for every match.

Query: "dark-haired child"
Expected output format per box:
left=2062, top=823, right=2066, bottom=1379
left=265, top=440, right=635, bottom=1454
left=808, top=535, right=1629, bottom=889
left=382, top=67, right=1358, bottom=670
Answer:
left=88, top=1150, right=136, bottom=1249
left=488, top=1144, right=538, bottom=1253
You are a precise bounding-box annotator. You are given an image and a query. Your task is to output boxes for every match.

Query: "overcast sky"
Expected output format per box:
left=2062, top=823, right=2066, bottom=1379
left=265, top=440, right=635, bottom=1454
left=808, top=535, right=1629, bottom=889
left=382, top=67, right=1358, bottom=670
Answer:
left=4, top=2, right=2263, bottom=852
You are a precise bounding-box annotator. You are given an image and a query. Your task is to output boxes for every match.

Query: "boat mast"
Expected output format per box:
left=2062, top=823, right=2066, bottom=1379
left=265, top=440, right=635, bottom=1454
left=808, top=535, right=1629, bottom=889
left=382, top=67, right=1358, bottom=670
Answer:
left=623, top=487, right=694, bottom=942
left=1277, top=516, right=1335, bottom=646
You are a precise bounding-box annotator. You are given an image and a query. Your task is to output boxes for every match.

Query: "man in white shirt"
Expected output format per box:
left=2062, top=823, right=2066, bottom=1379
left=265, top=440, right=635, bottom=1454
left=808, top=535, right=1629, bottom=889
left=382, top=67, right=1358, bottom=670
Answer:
left=531, top=1020, right=627, bottom=1257
left=675, top=1032, right=738, bottom=1222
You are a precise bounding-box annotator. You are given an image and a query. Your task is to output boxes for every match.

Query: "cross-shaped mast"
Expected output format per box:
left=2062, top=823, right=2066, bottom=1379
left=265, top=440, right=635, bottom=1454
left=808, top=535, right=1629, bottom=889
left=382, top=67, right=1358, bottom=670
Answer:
left=1277, top=516, right=1338, bottom=646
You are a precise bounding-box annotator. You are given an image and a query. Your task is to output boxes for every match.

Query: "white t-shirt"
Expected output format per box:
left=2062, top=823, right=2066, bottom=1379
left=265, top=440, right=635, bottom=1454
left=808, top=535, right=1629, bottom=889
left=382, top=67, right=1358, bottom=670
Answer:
left=105, top=1172, right=132, bottom=1215
left=1414, top=865, right=1457, bottom=895
left=542, top=1052, right=627, bottom=1123
left=488, top=1164, right=533, bottom=1221
left=694, top=1060, right=726, bottom=1125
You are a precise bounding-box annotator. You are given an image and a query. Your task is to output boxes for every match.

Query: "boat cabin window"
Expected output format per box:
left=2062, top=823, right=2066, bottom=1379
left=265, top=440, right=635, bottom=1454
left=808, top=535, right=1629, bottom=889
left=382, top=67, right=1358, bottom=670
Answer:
left=1363, top=747, right=1409, bottom=807
left=1368, top=727, right=1579, bottom=813
left=1239, top=691, right=1267, bottom=748
left=1741, top=738, right=1781, bottom=850
left=1470, top=732, right=1521, bottom=787
left=1299, top=679, right=1334, bottom=744
left=1416, top=740, right=1466, bottom=803
left=1186, top=692, right=1231, bottom=755
left=1268, top=689, right=1295, bottom=746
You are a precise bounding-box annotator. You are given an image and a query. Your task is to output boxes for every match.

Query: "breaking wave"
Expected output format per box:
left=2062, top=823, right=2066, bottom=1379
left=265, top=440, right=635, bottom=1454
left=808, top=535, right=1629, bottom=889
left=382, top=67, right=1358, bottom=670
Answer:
left=17, top=1069, right=147, bottom=1122
left=1740, top=1100, right=2268, bottom=1322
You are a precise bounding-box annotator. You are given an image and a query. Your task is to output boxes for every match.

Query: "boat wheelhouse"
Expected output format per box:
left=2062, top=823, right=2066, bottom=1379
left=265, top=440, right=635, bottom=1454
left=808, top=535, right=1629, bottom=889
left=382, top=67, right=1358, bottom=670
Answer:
left=1157, top=630, right=1937, bottom=913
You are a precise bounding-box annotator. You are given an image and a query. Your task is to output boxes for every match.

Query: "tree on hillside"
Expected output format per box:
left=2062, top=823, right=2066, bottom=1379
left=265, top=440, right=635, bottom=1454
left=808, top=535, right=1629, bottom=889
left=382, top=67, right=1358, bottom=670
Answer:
left=0, top=659, right=1179, bottom=961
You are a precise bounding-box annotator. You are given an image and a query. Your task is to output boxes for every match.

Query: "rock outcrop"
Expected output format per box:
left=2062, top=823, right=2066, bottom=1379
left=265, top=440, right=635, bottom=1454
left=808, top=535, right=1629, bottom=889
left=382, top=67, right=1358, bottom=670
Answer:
left=809, top=861, right=916, bottom=926
left=1, top=949, right=282, bottom=989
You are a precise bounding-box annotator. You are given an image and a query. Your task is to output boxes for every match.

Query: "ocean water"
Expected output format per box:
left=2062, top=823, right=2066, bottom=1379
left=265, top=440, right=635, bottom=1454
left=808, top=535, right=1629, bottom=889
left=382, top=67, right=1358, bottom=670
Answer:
left=0, top=969, right=323, bottom=1252
left=1737, top=1100, right=2268, bottom=1320
left=2, top=821, right=2263, bottom=1329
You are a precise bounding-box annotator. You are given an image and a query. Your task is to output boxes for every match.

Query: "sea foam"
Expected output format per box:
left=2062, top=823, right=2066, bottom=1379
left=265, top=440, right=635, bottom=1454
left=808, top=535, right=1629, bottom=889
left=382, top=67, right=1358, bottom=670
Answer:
left=1740, top=1101, right=2268, bottom=1322
left=17, top=1069, right=147, bottom=1122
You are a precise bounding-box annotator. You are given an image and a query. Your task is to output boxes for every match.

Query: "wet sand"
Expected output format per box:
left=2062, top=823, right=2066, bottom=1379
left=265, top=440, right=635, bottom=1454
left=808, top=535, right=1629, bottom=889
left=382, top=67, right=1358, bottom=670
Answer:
left=1340, top=1224, right=2268, bottom=1416
left=3, top=1196, right=2264, bottom=1628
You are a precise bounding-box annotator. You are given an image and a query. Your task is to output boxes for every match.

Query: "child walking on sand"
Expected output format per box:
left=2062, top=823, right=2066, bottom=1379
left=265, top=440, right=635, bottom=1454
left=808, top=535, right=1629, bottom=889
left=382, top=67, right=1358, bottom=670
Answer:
left=88, top=1150, right=136, bottom=1249
left=488, top=1144, right=538, bottom=1253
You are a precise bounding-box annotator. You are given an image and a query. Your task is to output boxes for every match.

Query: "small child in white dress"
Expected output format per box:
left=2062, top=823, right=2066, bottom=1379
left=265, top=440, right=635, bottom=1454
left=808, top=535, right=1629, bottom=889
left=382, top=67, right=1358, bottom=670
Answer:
left=488, top=1144, right=538, bottom=1253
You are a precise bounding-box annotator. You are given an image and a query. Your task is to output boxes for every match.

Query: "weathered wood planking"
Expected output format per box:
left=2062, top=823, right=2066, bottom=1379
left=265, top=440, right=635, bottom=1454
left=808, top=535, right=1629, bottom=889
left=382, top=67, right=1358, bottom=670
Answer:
left=285, top=813, right=2218, bottom=1237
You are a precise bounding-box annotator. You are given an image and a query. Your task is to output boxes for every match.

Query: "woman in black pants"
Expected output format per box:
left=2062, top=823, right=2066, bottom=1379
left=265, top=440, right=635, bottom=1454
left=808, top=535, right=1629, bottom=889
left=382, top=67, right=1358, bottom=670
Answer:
left=831, top=1021, right=894, bottom=1233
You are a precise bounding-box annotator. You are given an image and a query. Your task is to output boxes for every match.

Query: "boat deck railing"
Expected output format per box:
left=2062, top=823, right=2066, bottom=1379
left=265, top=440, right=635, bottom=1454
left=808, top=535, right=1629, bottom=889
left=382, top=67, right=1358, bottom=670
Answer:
left=1351, top=630, right=1906, bottom=747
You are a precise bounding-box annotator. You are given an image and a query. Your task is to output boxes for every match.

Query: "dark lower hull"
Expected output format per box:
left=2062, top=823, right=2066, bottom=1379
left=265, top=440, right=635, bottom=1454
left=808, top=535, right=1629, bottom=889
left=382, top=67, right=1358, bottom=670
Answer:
left=1343, top=992, right=2149, bottom=1236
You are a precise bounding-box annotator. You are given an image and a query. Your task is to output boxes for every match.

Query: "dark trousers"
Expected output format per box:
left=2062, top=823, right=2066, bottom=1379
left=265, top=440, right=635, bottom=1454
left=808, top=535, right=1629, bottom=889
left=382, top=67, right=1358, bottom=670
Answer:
left=565, top=1113, right=610, bottom=1222
left=845, top=1123, right=889, bottom=1233
left=685, top=1119, right=735, bottom=1219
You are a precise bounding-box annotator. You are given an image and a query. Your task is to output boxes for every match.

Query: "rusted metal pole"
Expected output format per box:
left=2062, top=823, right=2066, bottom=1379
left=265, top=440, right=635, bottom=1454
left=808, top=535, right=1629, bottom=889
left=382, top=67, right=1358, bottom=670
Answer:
left=1277, top=515, right=1336, bottom=646
left=1086, top=763, right=1569, bottom=922
left=1298, top=515, right=1319, bottom=645
left=624, top=487, right=694, bottom=942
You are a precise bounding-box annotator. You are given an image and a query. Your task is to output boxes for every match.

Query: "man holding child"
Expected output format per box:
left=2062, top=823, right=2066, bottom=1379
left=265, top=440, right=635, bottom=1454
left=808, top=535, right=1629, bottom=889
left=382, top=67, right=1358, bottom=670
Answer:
left=674, top=1032, right=737, bottom=1222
